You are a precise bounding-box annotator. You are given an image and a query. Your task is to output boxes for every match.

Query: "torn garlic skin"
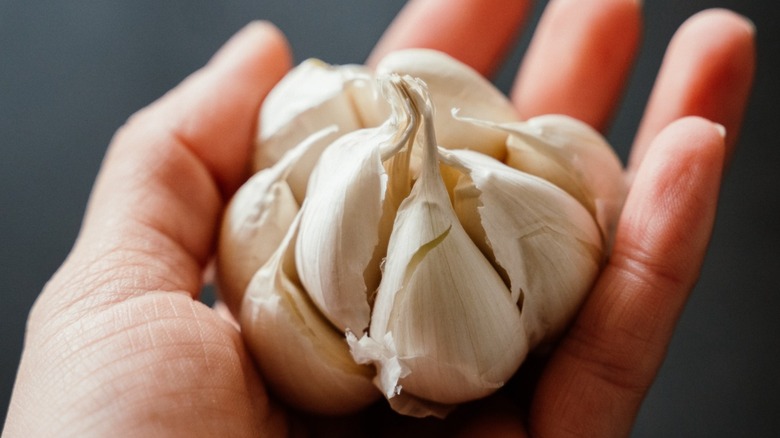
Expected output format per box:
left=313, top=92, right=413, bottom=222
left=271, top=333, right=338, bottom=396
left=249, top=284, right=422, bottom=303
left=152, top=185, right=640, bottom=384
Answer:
left=217, top=49, right=625, bottom=418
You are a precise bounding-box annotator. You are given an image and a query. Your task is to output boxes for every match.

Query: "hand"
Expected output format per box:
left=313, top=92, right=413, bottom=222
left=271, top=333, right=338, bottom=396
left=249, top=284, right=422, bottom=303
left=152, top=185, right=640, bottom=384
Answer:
left=3, top=1, right=754, bottom=437
left=4, top=22, right=293, bottom=437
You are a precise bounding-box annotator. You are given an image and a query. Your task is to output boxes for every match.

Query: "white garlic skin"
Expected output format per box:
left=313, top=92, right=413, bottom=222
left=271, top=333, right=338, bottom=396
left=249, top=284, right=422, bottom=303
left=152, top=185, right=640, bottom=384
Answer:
left=240, top=217, right=379, bottom=414
left=218, top=49, right=624, bottom=418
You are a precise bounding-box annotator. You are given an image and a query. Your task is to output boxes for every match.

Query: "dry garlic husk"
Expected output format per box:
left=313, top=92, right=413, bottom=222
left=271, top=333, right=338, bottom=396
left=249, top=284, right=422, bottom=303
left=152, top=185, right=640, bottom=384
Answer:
left=218, top=49, right=625, bottom=418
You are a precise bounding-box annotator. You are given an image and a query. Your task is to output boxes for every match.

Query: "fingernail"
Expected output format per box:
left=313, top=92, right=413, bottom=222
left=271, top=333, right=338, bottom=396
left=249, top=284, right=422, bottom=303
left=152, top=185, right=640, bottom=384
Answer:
left=740, top=15, right=757, bottom=36
left=713, top=123, right=727, bottom=139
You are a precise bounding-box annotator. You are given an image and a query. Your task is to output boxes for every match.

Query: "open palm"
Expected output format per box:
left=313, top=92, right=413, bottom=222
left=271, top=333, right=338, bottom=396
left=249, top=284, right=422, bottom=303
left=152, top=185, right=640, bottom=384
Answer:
left=4, top=1, right=754, bottom=437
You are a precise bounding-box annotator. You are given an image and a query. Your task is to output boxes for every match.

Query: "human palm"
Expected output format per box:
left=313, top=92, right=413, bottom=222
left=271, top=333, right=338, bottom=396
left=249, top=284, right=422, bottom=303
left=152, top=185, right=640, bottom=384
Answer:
left=4, top=1, right=754, bottom=437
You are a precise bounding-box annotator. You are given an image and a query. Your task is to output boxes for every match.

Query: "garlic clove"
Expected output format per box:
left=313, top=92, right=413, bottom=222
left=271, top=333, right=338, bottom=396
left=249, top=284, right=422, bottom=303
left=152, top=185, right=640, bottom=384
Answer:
left=241, top=216, right=379, bottom=414
left=376, top=49, right=518, bottom=161
left=440, top=147, right=603, bottom=347
left=293, top=140, right=395, bottom=332
left=293, top=130, right=386, bottom=333
left=350, top=73, right=391, bottom=130
left=293, top=80, right=416, bottom=334
left=255, top=59, right=378, bottom=171
left=497, top=115, right=625, bottom=243
left=371, top=166, right=527, bottom=404
left=513, top=115, right=626, bottom=245
left=217, top=127, right=337, bottom=315
left=356, top=78, right=527, bottom=406
left=217, top=173, right=297, bottom=315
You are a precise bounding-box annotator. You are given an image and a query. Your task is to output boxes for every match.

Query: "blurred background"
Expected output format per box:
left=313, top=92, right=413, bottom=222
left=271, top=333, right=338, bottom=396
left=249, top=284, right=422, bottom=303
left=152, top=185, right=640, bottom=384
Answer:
left=1, top=0, right=778, bottom=435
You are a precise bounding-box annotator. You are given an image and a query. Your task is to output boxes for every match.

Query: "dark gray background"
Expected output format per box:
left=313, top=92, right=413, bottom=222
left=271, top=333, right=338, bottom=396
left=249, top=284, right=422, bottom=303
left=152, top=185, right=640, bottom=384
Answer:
left=1, top=1, right=778, bottom=435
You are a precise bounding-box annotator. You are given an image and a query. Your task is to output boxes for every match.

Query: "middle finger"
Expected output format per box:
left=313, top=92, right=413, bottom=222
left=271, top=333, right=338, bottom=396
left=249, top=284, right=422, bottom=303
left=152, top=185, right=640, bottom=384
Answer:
left=367, top=0, right=532, bottom=77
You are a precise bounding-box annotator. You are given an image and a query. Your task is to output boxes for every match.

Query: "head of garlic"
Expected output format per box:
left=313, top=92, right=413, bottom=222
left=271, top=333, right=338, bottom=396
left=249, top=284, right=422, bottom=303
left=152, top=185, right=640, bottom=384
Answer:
left=217, top=49, right=625, bottom=418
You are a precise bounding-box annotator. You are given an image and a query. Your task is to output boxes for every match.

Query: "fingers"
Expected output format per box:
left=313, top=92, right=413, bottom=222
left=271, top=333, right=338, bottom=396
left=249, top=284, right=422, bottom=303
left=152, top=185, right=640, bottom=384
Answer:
left=629, top=9, right=755, bottom=176
left=529, top=117, right=725, bottom=437
left=367, top=0, right=532, bottom=76
left=511, top=0, right=642, bottom=132
left=46, top=22, right=291, bottom=308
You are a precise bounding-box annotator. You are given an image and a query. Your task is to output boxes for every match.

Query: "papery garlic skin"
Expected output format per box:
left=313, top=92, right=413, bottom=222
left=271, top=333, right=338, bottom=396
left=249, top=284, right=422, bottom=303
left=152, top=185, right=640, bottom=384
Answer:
left=241, top=216, right=379, bottom=414
left=219, top=49, right=625, bottom=418
left=217, top=126, right=340, bottom=314
left=255, top=59, right=386, bottom=172
left=376, top=49, right=519, bottom=161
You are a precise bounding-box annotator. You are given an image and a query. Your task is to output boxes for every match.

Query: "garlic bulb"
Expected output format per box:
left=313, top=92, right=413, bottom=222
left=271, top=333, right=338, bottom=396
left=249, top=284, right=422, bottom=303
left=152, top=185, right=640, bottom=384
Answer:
left=217, top=49, right=625, bottom=418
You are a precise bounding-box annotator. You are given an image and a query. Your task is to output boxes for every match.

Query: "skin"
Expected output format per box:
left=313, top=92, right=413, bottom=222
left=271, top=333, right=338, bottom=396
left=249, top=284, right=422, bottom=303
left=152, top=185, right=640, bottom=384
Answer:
left=3, top=0, right=755, bottom=436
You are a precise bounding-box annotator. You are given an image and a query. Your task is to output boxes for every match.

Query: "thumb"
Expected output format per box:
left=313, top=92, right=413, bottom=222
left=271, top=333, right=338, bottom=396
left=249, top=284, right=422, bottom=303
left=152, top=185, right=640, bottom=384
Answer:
left=37, top=22, right=291, bottom=323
